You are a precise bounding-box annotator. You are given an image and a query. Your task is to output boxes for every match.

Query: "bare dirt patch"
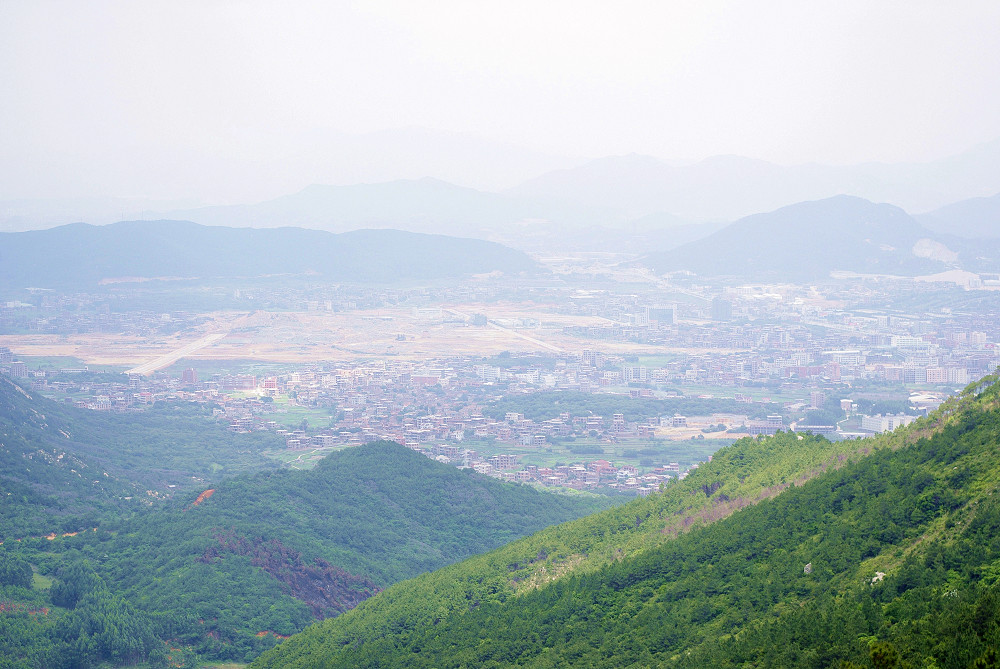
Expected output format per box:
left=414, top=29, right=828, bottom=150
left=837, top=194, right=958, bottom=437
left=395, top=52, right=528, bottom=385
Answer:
left=2, top=303, right=708, bottom=366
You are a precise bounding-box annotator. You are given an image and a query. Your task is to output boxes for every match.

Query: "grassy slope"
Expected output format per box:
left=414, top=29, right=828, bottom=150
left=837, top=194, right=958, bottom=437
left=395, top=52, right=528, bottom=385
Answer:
left=253, top=376, right=1000, bottom=668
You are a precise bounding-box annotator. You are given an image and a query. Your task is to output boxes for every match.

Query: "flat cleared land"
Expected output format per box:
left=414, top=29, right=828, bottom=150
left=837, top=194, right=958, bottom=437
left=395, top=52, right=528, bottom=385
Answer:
left=0, top=303, right=749, bottom=366
left=127, top=332, right=228, bottom=375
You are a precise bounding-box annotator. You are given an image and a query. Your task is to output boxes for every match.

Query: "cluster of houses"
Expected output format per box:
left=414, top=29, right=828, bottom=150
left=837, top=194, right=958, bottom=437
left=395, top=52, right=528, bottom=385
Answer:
left=408, top=444, right=689, bottom=496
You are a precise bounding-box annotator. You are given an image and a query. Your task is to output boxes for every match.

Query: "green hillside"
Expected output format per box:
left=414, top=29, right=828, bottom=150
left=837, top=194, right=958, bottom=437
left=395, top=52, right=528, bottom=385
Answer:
left=98, top=442, right=613, bottom=656
left=0, top=436, right=613, bottom=666
left=254, top=376, right=1000, bottom=669
left=0, top=376, right=281, bottom=539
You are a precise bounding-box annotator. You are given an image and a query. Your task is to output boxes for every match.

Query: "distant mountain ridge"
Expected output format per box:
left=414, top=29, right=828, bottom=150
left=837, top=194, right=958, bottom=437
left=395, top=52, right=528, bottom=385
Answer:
left=145, top=140, right=1000, bottom=251
left=5, top=138, right=997, bottom=256
left=640, top=195, right=1000, bottom=281
left=918, top=191, right=1000, bottom=239
left=159, top=179, right=710, bottom=253
left=506, top=138, right=1000, bottom=221
left=159, top=178, right=635, bottom=248
left=505, top=153, right=859, bottom=220
left=3, top=138, right=998, bottom=254
left=0, top=219, right=536, bottom=289
left=164, top=179, right=540, bottom=235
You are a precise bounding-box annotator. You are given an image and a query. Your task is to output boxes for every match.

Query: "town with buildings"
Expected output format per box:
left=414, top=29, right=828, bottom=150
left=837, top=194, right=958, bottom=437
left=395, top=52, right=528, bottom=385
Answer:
left=3, top=266, right=998, bottom=496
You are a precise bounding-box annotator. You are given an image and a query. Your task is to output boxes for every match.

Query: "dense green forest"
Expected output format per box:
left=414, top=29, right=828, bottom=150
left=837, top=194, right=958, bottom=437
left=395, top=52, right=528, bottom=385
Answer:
left=0, top=376, right=281, bottom=539
left=485, top=390, right=781, bottom=422
left=94, top=441, right=613, bottom=660
left=0, top=424, right=613, bottom=666
left=253, top=376, right=1000, bottom=669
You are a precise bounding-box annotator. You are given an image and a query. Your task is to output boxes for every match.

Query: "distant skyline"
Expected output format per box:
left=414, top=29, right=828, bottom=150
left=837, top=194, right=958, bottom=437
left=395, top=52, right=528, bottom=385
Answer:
left=2, top=1, right=999, bottom=204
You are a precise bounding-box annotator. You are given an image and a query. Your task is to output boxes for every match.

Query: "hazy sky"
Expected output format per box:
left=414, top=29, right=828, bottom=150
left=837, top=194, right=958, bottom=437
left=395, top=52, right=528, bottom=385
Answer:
left=2, top=0, right=999, bottom=202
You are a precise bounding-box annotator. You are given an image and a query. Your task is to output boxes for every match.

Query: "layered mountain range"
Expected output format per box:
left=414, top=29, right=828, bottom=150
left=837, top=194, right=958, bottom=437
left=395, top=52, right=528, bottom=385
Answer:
left=4, top=193, right=998, bottom=288
left=4, top=136, right=998, bottom=259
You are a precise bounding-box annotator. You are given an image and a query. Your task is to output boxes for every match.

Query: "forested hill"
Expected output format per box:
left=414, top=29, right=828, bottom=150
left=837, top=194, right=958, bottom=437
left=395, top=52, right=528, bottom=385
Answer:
left=0, top=220, right=536, bottom=289
left=254, top=375, right=1000, bottom=669
left=0, top=439, right=613, bottom=666
left=0, top=376, right=280, bottom=538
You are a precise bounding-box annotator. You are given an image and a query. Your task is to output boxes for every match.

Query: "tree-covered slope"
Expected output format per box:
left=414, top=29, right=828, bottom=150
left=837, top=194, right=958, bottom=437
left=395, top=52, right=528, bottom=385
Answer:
left=254, top=376, right=1000, bottom=669
left=249, top=431, right=891, bottom=666
left=0, top=550, right=162, bottom=669
left=106, top=439, right=615, bottom=590
left=0, top=376, right=280, bottom=538
left=0, top=441, right=613, bottom=666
